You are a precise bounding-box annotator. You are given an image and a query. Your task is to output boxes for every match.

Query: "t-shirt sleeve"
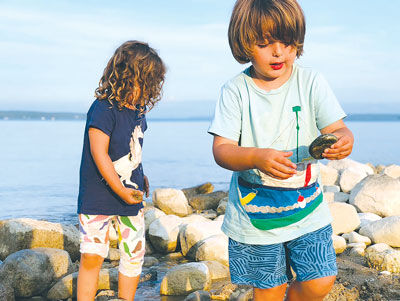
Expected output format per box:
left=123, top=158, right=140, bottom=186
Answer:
left=208, top=84, right=242, bottom=142
left=88, top=101, right=115, bottom=136
left=312, top=73, right=347, bottom=130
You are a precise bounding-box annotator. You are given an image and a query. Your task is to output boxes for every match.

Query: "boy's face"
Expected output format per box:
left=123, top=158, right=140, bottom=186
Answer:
left=250, top=39, right=297, bottom=88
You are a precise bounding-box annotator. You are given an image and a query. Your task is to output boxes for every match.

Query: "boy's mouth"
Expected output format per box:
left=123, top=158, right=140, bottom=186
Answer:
left=270, top=63, right=283, bottom=70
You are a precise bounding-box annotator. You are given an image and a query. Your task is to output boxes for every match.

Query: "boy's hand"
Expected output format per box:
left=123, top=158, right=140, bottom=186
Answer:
left=119, top=187, right=143, bottom=205
left=322, top=134, right=353, bottom=160
left=320, top=120, right=354, bottom=161
left=254, top=148, right=297, bottom=180
left=143, top=175, right=150, bottom=198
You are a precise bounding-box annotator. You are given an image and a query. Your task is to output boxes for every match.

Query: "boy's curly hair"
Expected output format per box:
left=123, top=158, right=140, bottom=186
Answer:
left=95, top=41, right=166, bottom=113
left=229, top=0, right=305, bottom=64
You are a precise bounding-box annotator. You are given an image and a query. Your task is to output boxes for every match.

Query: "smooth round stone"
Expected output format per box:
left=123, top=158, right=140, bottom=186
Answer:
left=309, top=134, right=338, bottom=159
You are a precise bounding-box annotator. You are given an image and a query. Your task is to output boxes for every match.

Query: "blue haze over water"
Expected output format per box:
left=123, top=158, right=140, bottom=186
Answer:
left=0, top=101, right=399, bottom=225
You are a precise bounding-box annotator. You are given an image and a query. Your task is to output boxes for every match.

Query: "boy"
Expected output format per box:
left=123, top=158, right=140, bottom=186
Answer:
left=208, top=0, right=354, bottom=300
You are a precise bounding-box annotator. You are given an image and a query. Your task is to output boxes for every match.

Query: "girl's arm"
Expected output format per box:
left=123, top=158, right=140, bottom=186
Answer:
left=212, top=135, right=297, bottom=180
left=320, top=119, right=354, bottom=160
left=88, top=127, right=143, bottom=204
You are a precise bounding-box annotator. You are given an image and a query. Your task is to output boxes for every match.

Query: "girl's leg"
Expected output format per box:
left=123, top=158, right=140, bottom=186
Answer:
left=77, top=214, right=112, bottom=301
left=286, top=275, right=336, bottom=301
left=254, top=283, right=288, bottom=301
left=77, top=253, right=105, bottom=300
left=116, top=209, right=146, bottom=300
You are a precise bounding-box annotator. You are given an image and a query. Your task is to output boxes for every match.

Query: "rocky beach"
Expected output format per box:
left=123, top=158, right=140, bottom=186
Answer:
left=1, top=158, right=400, bottom=301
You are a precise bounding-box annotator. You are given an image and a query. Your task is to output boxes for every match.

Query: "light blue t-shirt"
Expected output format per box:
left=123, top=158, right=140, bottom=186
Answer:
left=208, top=63, right=346, bottom=244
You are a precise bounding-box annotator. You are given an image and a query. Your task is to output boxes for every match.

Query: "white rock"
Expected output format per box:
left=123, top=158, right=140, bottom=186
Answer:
left=347, top=242, right=366, bottom=249
left=319, top=163, right=339, bottom=186
left=349, top=247, right=365, bottom=257
left=153, top=188, right=193, bottom=217
left=324, top=192, right=349, bottom=204
left=144, top=207, right=166, bottom=231
left=327, top=158, right=374, bottom=175
left=350, top=174, right=400, bottom=217
left=179, top=220, right=223, bottom=257
left=193, top=234, right=229, bottom=266
left=181, top=214, right=210, bottom=225
left=0, top=218, right=80, bottom=261
left=359, top=216, right=400, bottom=247
left=148, top=215, right=183, bottom=253
left=329, top=202, right=360, bottom=235
left=357, top=212, right=382, bottom=230
left=383, top=164, right=400, bottom=179
left=365, top=243, right=400, bottom=274
left=332, top=235, right=346, bottom=254
left=160, top=262, right=211, bottom=296
left=341, top=231, right=371, bottom=245
left=214, top=215, right=225, bottom=222
left=339, top=167, right=368, bottom=193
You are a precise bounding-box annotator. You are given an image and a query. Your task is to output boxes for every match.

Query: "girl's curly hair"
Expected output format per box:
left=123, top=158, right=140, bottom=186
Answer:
left=95, top=41, right=166, bottom=113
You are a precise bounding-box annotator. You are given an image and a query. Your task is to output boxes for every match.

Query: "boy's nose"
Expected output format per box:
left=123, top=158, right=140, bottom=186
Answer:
left=272, top=42, right=284, bottom=57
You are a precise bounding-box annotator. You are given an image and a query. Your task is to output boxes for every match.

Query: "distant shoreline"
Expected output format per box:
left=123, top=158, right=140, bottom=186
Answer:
left=0, top=111, right=400, bottom=122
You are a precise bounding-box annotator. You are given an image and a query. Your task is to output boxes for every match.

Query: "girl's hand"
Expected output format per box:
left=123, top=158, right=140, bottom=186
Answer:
left=143, top=175, right=150, bottom=198
left=320, top=119, right=354, bottom=161
left=253, top=148, right=297, bottom=180
left=119, top=187, right=144, bottom=205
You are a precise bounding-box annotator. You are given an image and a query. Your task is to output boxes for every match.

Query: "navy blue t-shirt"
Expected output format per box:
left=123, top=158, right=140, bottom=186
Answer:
left=77, top=99, right=146, bottom=215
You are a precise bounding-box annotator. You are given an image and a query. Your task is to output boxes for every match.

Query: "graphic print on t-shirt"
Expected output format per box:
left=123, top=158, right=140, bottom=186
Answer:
left=112, top=125, right=144, bottom=189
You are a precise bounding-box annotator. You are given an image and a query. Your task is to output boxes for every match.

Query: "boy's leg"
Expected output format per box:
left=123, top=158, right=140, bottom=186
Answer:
left=286, top=224, right=337, bottom=301
left=116, top=209, right=146, bottom=301
left=254, top=283, right=287, bottom=301
left=77, top=214, right=112, bottom=301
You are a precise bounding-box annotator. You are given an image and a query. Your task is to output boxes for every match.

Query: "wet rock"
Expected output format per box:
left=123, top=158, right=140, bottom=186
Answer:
left=148, top=215, right=183, bottom=253
left=182, top=183, right=214, bottom=199
left=309, top=134, right=338, bottom=159
left=189, top=191, right=229, bottom=211
left=160, top=262, right=211, bottom=296
left=184, top=290, right=211, bottom=301
left=329, top=202, right=360, bottom=235
left=349, top=174, right=400, bottom=217
left=0, top=282, right=14, bottom=301
left=359, top=216, right=400, bottom=247
left=143, top=256, right=159, bottom=267
left=152, top=188, right=193, bottom=217
left=0, top=218, right=80, bottom=261
left=365, top=243, right=400, bottom=274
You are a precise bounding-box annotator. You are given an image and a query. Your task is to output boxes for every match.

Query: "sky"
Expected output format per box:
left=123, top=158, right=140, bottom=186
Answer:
left=0, top=0, right=399, bottom=113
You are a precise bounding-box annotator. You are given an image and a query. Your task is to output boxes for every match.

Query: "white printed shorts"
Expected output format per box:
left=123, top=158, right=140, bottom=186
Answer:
left=79, top=208, right=145, bottom=277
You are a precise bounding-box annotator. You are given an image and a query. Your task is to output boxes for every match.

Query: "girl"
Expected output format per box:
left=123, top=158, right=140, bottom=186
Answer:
left=77, top=41, right=166, bottom=300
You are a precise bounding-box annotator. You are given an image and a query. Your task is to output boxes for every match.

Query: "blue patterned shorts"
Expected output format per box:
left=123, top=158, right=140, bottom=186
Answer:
left=228, top=225, right=337, bottom=289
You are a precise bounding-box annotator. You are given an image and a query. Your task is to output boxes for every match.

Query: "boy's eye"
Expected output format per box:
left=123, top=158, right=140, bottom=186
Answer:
left=257, top=44, right=268, bottom=48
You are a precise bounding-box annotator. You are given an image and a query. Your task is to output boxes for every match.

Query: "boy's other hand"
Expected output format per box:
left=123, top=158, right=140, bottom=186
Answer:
left=254, top=148, right=297, bottom=180
left=120, top=187, right=143, bottom=205
left=143, top=175, right=150, bottom=198
left=322, top=134, right=353, bottom=160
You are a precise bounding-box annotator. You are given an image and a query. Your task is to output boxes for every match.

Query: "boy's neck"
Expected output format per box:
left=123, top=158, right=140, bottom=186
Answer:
left=250, top=64, right=294, bottom=92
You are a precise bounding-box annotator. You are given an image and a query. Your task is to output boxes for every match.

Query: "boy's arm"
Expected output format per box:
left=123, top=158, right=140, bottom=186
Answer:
left=88, top=127, right=143, bottom=204
left=320, top=119, right=354, bottom=160
left=212, top=135, right=297, bottom=180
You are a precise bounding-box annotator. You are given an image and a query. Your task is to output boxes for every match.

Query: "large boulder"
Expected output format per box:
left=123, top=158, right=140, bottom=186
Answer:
left=202, top=260, right=230, bottom=282
left=339, top=167, right=368, bottom=193
left=383, top=164, right=400, bottom=179
left=148, top=215, right=183, bottom=253
left=152, top=189, right=193, bottom=217
left=0, top=282, right=14, bottom=301
left=0, top=248, right=70, bottom=297
left=182, top=183, right=214, bottom=199
left=192, top=234, right=229, bottom=266
left=323, top=192, right=349, bottom=203
left=329, top=202, right=360, bottom=235
left=47, top=268, right=118, bottom=300
left=350, top=175, right=400, bottom=217
left=189, top=191, right=228, bottom=211
left=0, top=218, right=80, bottom=261
left=357, top=212, right=382, bottom=230
left=327, top=158, right=374, bottom=175
left=144, top=207, right=166, bottom=231
left=160, top=262, right=212, bottom=296
left=359, top=216, right=400, bottom=247
left=319, top=163, right=339, bottom=186
left=365, top=243, right=400, bottom=274
left=179, top=220, right=224, bottom=256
